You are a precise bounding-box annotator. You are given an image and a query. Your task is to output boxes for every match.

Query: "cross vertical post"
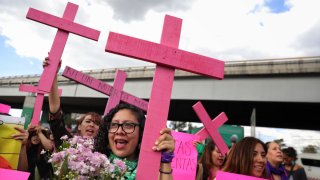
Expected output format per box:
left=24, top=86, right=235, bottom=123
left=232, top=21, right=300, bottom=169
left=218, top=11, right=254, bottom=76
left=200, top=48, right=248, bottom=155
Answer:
left=104, top=70, right=126, bottom=115
left=135, top=15, right=182, bottom=179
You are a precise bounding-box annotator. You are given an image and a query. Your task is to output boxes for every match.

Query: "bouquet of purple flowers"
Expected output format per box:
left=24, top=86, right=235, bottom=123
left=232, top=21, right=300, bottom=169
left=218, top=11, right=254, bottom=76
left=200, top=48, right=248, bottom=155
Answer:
left=48, top=135, right=127, bottom=180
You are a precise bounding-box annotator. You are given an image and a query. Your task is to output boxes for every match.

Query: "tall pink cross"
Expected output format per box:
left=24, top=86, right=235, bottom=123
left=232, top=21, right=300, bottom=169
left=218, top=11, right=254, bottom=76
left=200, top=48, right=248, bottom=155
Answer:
left=62, top=66, right=148, bottom=114
left=193, top=101, right=229, bottom=155
left=24, top=2, right=100, bottom=124
left=105, top=15, right=225, bottom=179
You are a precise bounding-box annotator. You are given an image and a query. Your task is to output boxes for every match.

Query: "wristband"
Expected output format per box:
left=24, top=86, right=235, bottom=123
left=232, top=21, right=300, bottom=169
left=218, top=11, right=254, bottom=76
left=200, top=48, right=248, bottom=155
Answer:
left=159, top=168, right=173, bottom=174
left=161, top=151, right=174, bottom=163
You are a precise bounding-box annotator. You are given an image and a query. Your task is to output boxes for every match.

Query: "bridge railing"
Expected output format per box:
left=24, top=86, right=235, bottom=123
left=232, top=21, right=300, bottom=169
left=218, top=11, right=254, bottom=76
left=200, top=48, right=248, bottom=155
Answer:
left=1, top=56, right=320, bottom=86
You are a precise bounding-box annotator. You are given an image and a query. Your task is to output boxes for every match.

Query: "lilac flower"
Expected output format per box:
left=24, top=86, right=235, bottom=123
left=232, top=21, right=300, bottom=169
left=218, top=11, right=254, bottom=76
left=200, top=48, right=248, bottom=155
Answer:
left=49, top=136, right=127, bottom=179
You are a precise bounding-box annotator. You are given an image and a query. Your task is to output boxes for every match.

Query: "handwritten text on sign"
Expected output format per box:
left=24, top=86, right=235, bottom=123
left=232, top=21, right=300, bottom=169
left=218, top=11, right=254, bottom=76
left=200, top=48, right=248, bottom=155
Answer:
left=171, top=131, right=199, bottom=180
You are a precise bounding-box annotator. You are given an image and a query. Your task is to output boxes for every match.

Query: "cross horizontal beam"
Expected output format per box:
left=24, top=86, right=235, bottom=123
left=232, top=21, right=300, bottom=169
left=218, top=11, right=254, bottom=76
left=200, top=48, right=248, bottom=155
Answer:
left=106, top=32, right=224, bottom=79
left=62, top=66, right=148, bottom=111
left=27, top=8, right=100, bottom=41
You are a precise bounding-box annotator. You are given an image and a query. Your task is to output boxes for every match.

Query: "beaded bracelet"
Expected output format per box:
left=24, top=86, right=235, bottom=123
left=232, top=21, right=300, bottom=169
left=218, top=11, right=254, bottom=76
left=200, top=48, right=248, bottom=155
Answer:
left=161, top=151, right=175, bottom=163
left=159, top=168, right=173, bottom=174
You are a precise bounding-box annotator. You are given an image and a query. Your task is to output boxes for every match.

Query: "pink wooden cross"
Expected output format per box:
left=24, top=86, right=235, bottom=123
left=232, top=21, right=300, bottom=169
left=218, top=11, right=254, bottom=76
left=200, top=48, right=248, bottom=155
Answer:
left=0, top=103, right=11, bottom=114
left=62, top=66, right=148, bottom=113
left=105, top=15, right=225, bottom=179
left=192, top=101, right=229, bottom=155
left=24, top=2, right=100, bottom=124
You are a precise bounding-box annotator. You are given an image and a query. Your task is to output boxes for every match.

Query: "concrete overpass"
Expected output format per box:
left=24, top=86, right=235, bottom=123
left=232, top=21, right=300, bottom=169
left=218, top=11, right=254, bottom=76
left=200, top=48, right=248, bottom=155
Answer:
left=1, top=56, right=320, bottom=130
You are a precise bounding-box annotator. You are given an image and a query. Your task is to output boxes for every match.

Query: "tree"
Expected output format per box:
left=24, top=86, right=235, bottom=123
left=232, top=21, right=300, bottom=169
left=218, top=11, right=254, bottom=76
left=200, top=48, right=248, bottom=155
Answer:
left=169, top=121, right=187, bottom=132
left=302, top=145, right=318, bottom=153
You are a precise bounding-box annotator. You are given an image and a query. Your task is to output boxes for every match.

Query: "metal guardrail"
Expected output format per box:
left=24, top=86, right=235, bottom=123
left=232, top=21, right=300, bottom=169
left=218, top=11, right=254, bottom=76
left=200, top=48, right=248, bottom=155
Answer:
left=1, top=56, right=320, bottom=86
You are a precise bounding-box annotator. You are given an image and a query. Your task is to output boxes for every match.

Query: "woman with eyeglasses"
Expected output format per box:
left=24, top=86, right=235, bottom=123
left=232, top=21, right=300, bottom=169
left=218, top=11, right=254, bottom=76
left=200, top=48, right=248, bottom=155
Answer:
left=95, top=103, right=175, bottom=180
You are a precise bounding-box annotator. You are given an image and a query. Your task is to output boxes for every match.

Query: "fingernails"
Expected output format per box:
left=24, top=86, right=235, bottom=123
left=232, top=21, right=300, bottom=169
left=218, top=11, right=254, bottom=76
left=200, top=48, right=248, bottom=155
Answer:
left=152, top=146, right=157, bottom=150
left=155, top=141, right=159, bottom=145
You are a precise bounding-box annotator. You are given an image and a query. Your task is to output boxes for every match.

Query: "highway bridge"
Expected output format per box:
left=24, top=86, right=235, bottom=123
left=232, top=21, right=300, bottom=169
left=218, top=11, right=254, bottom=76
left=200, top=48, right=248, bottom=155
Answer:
left=1, top=56, right=320, bottom=130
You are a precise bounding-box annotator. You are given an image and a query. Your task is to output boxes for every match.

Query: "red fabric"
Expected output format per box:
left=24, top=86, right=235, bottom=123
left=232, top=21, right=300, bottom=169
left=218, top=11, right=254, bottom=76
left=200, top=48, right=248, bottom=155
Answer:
left=0, top=156, right=13, bottom=169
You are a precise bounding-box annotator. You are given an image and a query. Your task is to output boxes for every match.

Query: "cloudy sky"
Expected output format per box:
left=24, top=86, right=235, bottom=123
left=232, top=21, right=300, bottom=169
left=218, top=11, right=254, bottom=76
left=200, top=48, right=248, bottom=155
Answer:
left=1, top=0, right=320, bottom=77
left=1, top=0, right=320, bottom=152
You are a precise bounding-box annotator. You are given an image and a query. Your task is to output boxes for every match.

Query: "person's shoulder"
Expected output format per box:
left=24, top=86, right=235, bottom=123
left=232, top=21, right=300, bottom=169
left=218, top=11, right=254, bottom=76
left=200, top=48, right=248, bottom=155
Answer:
left=294, top=164, right=305, bottom=171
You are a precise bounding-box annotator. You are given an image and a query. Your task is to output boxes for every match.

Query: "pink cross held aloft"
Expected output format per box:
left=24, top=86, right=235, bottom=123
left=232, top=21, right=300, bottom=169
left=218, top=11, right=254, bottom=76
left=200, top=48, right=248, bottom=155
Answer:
left=105, top=15, right=225, bottom=179
left=62, top=66, right=148, bottom=114
left=24, top=2, right=100, bottom=124
left=193, top=101, right=229, bottom=156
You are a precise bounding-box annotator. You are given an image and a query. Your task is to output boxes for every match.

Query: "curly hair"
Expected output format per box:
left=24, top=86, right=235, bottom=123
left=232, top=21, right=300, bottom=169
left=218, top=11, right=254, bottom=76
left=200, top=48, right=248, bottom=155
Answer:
left=94, top=103, right=146, bottom=157
left=282, top=147, right=297, bottom=161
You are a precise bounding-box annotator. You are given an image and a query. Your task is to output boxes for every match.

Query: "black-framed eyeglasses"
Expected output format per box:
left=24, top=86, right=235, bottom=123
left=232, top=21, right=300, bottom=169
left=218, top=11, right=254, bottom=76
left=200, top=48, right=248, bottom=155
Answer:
left=107, top=122, right=140, bottom=134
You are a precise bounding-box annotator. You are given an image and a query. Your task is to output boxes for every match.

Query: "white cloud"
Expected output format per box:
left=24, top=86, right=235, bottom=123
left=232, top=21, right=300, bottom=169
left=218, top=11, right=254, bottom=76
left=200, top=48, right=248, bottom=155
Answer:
left=0, top=0, right=319, bottom=72
left=244, top=126, right=320, bottom=153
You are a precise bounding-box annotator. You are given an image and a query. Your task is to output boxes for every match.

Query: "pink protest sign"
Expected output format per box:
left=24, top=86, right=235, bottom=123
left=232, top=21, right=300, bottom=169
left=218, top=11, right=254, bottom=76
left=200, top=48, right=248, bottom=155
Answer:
left=216, top=171, right=267, bottom=180
left=62, top=66, right=148, bottom=112
left=0, top=168, right=30, bottom=180
left=105, top=15, right=225, bottom=179
left=195, top=112, right=228, bottom=142
left=23, top=2, right=100, bottom=124
left=0, top=103, right=11, bottom=114
left=192, top=101, right=229, bottom=156
left=171, top=131, right=199, bottom=180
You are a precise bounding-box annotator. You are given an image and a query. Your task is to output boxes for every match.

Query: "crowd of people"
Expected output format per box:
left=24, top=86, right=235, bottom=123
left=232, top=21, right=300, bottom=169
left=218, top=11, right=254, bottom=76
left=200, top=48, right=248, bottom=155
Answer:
left=1, top=57, right=309, bottom=180
left=195, top=138, right=307, bottom=180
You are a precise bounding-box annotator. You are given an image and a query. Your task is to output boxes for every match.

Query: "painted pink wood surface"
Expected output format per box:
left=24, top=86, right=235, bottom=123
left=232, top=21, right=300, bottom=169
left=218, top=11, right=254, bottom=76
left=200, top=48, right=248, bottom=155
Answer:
left=30, top=94, right=44, bottom=125
left=27, top=2, right=100, bottom=93
left=104, top=70, right=126, bottom=115
left=136, top=15, right=182, bottom=180
left=19, top=84, right=62, bottom=96
left=216, top=171, right=267, bottom=180
left=0, top=103, right=11, bottom=114
left=23, top=2, right=100, bottom=125
left=62, top=66, right=148, bottom=111
left=192, top=101, right=229, bottom=156
left=195, top=112, right=228, bottom=142
left=27, top=8, right=100, bottom=40
left=106, top=32, right=224, bottom=79
left=0, top=168, right=30, bottom=180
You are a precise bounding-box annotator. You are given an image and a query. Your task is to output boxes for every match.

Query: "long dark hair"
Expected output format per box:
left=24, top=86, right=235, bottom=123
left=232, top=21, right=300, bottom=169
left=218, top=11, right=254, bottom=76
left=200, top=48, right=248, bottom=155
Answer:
left=222, top=136, right=268, bottom=178
left=198, top=140, right=218, bottom=179
left=94, top=103, right=146, bottom=157
left=282, top=147, right=297, bottom=161
left=27, top=129, right=51, bottom=159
